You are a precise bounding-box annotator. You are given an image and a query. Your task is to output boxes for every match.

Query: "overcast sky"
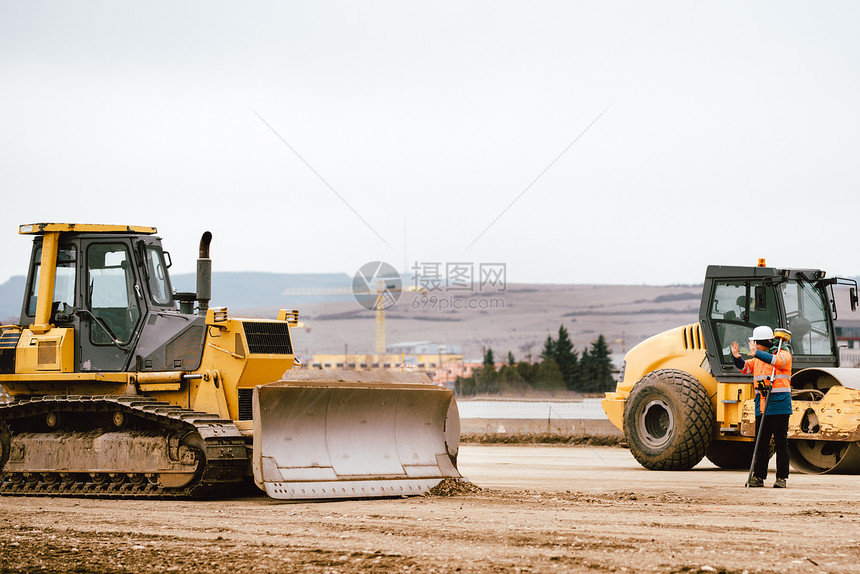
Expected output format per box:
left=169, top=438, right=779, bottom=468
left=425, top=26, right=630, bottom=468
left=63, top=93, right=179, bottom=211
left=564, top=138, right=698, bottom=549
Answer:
left=2, top=2, right=858, bottom=287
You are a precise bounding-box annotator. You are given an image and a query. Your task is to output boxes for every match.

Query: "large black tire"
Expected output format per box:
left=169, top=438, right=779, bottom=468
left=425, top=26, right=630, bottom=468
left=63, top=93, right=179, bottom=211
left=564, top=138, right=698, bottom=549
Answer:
left=706, top=440, right=757, bottom=469
left=623, top=369, right=715, bottom=470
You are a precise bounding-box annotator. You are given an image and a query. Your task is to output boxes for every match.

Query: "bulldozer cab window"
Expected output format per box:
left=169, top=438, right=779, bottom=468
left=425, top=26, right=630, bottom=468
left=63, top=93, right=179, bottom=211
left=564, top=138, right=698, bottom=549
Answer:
left=86, top=243, right=141, bottom=344
left=709, top=281, right=779, bottom=363
left=780, top=280, right=832, bottom=356
left=143, top=245, right=173, bottom=307
left=25, top=246, right=77, bottom=320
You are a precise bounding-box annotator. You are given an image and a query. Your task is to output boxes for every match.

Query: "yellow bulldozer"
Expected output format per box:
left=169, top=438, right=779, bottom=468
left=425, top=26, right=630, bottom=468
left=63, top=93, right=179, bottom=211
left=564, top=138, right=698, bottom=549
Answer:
left=0, top=223, right=460, bottom=499
left=602, top=262, right=860, bottom=474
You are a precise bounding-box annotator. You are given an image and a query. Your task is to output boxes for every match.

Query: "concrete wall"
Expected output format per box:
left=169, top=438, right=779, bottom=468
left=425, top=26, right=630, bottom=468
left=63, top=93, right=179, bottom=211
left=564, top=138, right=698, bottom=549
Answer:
left=460, top=418, right=622, bottom=436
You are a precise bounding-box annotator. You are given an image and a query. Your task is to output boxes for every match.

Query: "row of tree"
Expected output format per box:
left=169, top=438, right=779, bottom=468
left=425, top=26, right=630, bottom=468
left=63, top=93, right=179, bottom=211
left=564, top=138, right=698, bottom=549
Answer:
left=455, top=325, right=617, bottom=396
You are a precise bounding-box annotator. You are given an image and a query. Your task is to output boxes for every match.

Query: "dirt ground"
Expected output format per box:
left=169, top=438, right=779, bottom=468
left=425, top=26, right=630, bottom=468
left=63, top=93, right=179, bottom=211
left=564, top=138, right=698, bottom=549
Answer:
left=1, top=445, right=858, bottom=574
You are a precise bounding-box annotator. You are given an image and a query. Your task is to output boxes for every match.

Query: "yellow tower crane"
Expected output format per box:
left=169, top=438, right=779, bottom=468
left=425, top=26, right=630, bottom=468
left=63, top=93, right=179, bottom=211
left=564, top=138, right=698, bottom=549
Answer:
left=281, top=283, right=425, bottom=353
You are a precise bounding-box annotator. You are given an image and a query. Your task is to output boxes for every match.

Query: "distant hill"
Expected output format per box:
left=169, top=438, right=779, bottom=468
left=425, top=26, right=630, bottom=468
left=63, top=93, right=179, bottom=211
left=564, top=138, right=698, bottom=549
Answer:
left=0, top=272, right=352, bottom=322
left=0, top=276, right=25, bottom=321
left=170, top=272, right=353, bottom=310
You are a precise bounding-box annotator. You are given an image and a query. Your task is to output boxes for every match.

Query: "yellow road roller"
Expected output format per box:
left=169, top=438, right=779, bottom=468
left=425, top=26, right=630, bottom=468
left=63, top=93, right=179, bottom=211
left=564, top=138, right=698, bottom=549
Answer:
left=602, top=262, right=860, bottom=474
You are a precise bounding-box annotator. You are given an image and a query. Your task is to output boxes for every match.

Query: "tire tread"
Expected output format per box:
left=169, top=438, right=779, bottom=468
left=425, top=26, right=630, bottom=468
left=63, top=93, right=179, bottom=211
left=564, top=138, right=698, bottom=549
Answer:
left=623, top=369, right=715, bottom=471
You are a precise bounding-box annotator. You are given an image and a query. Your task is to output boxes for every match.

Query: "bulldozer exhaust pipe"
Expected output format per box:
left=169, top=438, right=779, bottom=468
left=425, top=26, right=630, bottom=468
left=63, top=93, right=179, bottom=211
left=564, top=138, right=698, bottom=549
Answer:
left=197, top=231, right=212, bottom=316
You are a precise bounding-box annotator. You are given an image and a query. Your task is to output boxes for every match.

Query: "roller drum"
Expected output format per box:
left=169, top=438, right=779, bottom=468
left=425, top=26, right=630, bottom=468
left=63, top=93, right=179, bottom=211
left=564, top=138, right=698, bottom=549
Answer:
left=787, top=367, right=860, bottom=474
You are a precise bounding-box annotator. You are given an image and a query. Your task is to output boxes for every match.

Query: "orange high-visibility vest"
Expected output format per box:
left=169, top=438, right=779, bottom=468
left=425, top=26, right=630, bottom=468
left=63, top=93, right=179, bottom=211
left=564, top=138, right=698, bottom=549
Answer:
left=741, top=348, right=792, bottom=416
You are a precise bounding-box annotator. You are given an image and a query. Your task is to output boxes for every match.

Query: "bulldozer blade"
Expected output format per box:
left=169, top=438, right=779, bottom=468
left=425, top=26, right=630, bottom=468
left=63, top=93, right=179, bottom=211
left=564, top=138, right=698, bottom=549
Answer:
left=252, top=370, right=460, bottom=500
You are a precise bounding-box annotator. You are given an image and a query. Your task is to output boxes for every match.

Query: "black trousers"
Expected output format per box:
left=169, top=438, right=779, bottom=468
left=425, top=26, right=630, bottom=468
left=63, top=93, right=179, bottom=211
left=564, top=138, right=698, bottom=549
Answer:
left=754, top=413, right=790, bottom=480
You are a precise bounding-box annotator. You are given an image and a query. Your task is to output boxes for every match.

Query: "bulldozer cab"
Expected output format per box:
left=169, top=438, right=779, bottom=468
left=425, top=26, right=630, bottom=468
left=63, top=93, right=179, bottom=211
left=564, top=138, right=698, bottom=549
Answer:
left=700, top=264, right=857, bottom=381
left=19, top=225, right=192, bottom=373
left=3, top=223, right=461, bottom=499
left=24, top=244, right=77, bottom=323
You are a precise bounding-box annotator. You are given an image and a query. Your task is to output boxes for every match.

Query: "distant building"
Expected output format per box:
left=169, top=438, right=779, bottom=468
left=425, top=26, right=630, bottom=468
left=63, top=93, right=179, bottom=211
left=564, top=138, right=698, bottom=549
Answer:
left=386, top=341, right=462, bottom=355
left=430, top=361, right=504, bottom=390
left=834, top=320, right=860, bottom=367
left=300, top=350, right=462, bottom=390
left=835, top=320, right=860, bottom=349
left=296, top=341, right=477, bottom=390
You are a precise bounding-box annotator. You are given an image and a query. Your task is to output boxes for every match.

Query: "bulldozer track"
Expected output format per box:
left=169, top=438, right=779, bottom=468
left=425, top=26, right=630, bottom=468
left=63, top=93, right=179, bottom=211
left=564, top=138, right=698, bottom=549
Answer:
left=0, top=395, right=248, bottom=499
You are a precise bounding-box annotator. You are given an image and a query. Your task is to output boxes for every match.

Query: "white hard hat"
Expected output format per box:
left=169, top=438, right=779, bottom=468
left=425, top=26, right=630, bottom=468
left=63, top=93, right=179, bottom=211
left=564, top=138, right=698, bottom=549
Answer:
left=749, top=326, right=774, bottom=341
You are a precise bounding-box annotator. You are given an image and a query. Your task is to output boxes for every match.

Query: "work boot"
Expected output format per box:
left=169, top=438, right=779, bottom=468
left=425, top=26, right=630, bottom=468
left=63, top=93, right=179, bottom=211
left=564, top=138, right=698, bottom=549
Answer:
left=774, top=478, right=787, bottom=488
left=747, top=476, right=764, bottom=487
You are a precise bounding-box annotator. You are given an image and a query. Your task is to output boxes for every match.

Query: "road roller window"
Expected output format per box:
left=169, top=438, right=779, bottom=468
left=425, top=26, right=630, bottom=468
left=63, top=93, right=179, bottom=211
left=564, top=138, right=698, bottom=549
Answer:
left=86, top=243, right=141, bottom=344
left=25, top=245, right=77, bottom=321
left=780, top=280, right=832, bottom=356
left=709, top=282, right=751, bottom=362
left=709, top=281, right=779, bottom=363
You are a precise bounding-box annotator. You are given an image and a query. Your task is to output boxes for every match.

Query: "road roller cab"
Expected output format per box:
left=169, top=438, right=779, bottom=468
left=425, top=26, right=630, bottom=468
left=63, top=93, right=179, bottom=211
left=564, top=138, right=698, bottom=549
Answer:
left=602, top=262, right=860, bottom=474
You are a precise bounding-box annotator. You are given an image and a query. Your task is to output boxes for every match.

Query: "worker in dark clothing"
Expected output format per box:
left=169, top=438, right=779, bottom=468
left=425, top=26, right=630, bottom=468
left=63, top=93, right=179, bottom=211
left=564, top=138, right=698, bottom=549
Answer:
left=731, top=326, right=792, bottom=488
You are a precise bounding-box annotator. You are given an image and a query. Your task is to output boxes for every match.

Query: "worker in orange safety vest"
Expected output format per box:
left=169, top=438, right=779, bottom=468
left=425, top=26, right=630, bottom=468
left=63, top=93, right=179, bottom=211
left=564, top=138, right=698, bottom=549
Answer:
left=731, top=325, right=792, bottom=488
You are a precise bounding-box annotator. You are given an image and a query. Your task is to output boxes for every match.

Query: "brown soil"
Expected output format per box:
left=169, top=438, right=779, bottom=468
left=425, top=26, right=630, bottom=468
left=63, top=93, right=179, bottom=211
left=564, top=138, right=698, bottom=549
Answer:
left=460, top=432, right=624, bottom=446
left=1, top=445, right=858, bottom=573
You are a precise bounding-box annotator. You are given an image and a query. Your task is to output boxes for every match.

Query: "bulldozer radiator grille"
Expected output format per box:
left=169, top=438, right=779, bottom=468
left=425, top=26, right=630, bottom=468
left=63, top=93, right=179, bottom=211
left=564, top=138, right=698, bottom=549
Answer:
left=0, top=330, right=20, bottom=349
left=242, top=322, right=293, bottom=355
left=237, top=388, right=254, bottom=420
left=0, top=330, right=19, bottom=374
